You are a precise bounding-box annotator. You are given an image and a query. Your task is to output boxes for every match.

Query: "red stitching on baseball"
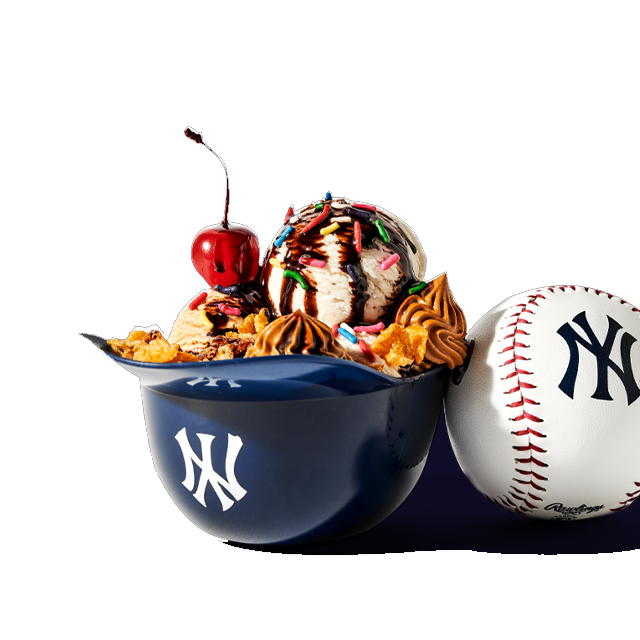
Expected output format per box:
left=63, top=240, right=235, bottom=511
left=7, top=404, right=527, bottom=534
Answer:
left=515, top=456, right=548, bottom=467
left=505, top=382, right=536, bottom=394
left=502, top=368, right=533, bottom=380
left=501, top=355, right=530, bottom=366
left=509, top=490, right=544, bottom=504
left=503, top=330, right=530, bottom=339
left=610, top=480, right=640, bottom=511
left=491, top=286, right=639, bottom=516
left=507, top=398, right=540, bottom=408
left=510, top=410, right=543, bottom=422
left=611, top=489, right=639, bottom=511
left=515, top=469, right=548, bottom=480
left=513, top=443, right=547, bottom=452
left=512, top=478, right=547, bottom=491
left=500, top=342, right=529, bottom=353
left=511, top=428, right=546, bottom=437
left=620, top=298, right=640, bottom=312
left=490, top=293, right=554, bottom=514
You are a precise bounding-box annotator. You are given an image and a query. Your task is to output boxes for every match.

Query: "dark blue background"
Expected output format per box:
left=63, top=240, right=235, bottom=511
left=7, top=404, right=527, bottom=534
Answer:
left=230, top=407, right=640, bottom=555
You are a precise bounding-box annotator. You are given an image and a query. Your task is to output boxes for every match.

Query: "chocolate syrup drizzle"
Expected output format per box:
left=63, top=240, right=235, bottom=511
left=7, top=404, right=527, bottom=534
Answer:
left=194, top=197, right=423, bottom=346
left=260, top=198, right=422, bottom=326
left=201, top=284, right=271, bottom=336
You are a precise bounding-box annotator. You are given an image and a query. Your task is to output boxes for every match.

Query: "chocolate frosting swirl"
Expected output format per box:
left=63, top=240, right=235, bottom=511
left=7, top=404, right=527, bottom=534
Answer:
left=245, top=309, right=352, bottom=359
left=394, top=272, right=467, bottom=368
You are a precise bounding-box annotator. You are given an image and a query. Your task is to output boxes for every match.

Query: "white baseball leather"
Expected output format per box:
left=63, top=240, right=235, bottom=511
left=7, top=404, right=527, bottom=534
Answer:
left=444, top=285, right=640, bottom=520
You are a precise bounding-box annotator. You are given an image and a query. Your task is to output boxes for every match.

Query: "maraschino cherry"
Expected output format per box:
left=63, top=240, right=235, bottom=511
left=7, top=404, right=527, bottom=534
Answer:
left=185, top=127, right=260, bottom=288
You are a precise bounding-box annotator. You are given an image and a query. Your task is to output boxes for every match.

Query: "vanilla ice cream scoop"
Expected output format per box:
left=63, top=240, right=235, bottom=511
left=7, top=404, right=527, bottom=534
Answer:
left=262, top=197, right=426, bottom=328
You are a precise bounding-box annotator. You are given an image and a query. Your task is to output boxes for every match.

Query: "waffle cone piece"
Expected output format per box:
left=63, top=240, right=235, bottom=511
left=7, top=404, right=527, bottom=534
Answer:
left=394, top=273, right=467, bottom=369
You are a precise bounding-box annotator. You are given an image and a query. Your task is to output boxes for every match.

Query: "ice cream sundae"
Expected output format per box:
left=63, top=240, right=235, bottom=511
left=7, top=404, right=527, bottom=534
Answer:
left=107, top=128, right=468, bottom=378
left=89, top=128, right=467, bottom=544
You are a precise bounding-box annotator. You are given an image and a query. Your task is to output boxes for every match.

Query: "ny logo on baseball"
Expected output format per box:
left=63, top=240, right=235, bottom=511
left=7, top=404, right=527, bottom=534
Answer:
left=445, top=285, right=640, bottom=520
left=557, top=310, right=639, bottom=405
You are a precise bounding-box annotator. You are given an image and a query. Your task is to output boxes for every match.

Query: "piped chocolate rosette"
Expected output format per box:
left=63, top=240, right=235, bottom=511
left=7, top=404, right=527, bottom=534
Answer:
left=388, top=272, right=468, bottom=371
left=246, top=309, right=352, bottom=359
left=324, top=273, right=467, bottom=377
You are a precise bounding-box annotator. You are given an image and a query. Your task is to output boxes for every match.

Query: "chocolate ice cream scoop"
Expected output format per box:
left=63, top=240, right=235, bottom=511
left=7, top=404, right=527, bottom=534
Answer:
left=246, top=309, right=352, bottom=359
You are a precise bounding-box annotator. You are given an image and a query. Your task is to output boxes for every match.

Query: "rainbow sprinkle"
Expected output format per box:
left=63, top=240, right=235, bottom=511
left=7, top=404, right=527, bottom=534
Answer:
left=269, top=258, right=285, bottom=269
left=200, top=309, right=214, bottom=330
left=214, top=284, right=240, bottom=295
left=409, top=281, right=427, bottom=294
left=353, top=220, right=362, bottom=253
left=218, top=303, right=241, bottom=316
left=283, top=270, right=308, bottom=290
left=274, top=225, right=294, bottom=247
left=358, top=339, right=377, bottom=363
left=346, top=264, right=359, bottom=283
left=320, top=222, right=340, bottom=235
left=299, top=256, right=326, bottom=268
left=338, top=326, right=357, bottom=344
left=325, top=191, right=332, bottom=200
left=340, top=323, right=356, bottom=337
left=188, top=291, right=208, bottom=310
left=344, top=206, right=370, bottom=221
left=353, top=203, right=377, bottom=213
left=314, top=202, right=324, bottom=212
left=354, top=322, right=385, bottom=334
left=301, top=203, right=331, bottom=234
left=380, top=253, right=400, bottom=270
left=374, top=219, right=390, bottom=243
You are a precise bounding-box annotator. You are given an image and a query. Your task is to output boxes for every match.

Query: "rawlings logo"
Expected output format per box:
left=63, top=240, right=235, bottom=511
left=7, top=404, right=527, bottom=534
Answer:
left=544, top=502, right=604, bottom=516
left=174, top=428, right=247, bottom=511
left=557, top=311, right=640, bottom=405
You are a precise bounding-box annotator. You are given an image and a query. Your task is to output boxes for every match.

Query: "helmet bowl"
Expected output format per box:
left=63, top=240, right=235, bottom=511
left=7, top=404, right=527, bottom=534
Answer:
left=84, top=334, right=448, bottom=545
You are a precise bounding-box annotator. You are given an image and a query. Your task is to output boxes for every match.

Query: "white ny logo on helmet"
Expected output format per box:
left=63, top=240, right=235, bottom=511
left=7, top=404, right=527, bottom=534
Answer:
left=174, top=428, right=247, bottom=511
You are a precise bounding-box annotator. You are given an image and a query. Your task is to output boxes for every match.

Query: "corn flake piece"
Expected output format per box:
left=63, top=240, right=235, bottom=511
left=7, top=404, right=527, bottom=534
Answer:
left=254, top=308, right=270, bottom=335
left=172, top=350, right=199, bottom=362
left=127, top=330, right=149, bottom=342
left=237, top=313, right=256, bottom=335
left=108, top=329, right=198, bottom=363
left=371, top=323, right=415, bottom=368
left=133, top=339, right=177, bottom=363
left=406, top=324, right=428, bottom=364
left=216, top=344, right=235, bottom=360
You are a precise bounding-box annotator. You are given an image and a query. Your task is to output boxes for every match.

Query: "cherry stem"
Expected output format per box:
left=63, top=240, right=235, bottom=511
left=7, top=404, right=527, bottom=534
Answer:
left=184, top=127, right=230, bottom=228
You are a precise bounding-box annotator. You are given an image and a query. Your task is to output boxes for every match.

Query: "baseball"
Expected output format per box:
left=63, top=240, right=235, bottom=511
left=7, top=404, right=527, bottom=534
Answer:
left=444, top=285, right=640, bottom=521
